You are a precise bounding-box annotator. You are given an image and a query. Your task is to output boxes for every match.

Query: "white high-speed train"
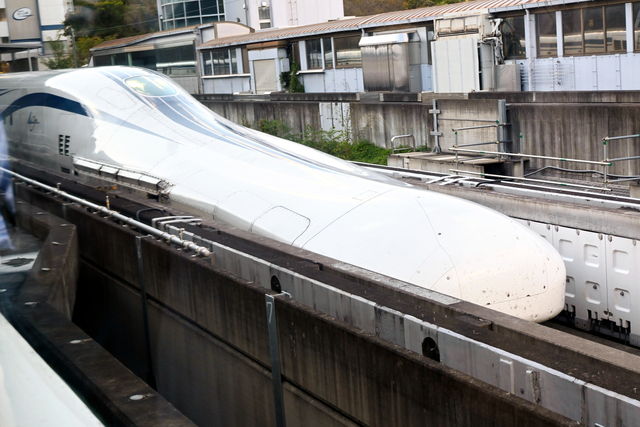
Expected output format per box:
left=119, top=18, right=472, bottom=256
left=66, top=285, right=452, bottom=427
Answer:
left=0, top=67, right=566, bottom=322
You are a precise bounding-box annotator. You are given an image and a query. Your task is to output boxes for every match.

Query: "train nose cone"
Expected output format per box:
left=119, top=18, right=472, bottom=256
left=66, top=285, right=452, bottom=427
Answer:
left=302, top=188, right=565, bottom=323
left=416, top=194, right=566, bottom=322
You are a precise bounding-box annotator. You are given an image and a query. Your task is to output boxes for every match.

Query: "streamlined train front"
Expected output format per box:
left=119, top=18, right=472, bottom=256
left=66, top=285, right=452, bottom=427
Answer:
left=0, top=67, right=567, bottom=322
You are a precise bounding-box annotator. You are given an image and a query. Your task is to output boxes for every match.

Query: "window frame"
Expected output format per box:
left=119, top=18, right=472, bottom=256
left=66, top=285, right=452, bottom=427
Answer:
left=203, top=48, right=242, bottom=76
left=332, top=35, right=362, bottom=69
left=501, top=15, right=526, bottom=59
left=560, top=5, right=628, bottom=57
left=536, top=11, right=558, bottom=58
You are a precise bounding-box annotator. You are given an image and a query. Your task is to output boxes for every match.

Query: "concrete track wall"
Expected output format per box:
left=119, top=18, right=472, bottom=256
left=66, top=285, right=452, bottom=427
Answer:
left=196, top=92, right=640, bottom=176
left=14, top=181, right=577, bottom=427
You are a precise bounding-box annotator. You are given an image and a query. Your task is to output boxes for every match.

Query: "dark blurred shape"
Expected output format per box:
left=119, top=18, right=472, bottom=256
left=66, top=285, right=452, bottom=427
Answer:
left=0, top=120, right=15, bottom=251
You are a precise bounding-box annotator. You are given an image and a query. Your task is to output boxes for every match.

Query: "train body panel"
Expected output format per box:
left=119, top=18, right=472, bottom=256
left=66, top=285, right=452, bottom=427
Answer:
left=0, top=66, right=566, bottom=322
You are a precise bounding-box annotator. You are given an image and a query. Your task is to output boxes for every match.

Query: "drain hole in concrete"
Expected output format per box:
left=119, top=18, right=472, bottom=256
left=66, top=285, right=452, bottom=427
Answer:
left=421, top=337, right=440, bottom=362
left=270, top=276, right=282, bottom=293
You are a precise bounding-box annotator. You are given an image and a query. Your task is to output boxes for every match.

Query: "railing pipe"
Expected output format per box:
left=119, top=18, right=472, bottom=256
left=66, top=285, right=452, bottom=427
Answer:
left=450, top=148, right=612, bottom=166
left=448, top=169, right=612, bottom=191
left=608, top=155, right=640, bottom=163
left=608, top=176, right=640, bottom=183
left=452, top=123, right=510, bottom=132
left=391, top=134, right=415, bottom=154
left=603, top=134, right=640, bottom=142
left=603, top=139, right=608, bottom=190
left=1, top=167, right=212, bottom=257
left=455, top=141, right=503, bottom=148
left=519, top=133, right=524, bottom=178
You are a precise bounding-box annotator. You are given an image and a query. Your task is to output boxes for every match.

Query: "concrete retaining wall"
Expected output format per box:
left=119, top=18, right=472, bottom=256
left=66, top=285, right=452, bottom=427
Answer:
left=3, top=200, right=195, bottom=427
left=196, top=92, right=640, bottom=176
left=14, top=181, right=577, bottom=427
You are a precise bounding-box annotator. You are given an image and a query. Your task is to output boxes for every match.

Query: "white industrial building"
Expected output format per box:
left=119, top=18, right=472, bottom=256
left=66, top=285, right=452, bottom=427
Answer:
left=196, top=0, right=640, bottom=94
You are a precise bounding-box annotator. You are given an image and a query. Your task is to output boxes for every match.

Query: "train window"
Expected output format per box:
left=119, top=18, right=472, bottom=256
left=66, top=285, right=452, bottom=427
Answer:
left=501, top=16, right=526, bottom=59
left=536, top=12, right=557, bottom=57
left=125, top=75, right=177, bottom=96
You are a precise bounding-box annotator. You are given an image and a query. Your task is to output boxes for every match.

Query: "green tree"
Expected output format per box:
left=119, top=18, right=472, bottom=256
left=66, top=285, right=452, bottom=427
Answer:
left=41, top=36, right=75, bottom=69
left=64, top=0, right=157, bottom=39
left=403, top=0, right=434, bottom=9
left=76, top=35, right=117, bottom=66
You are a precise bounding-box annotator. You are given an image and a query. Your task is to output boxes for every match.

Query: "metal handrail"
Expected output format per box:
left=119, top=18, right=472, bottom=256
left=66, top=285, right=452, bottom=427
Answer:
left=391, top=134, right=415, bottom=154
left=451, top=122, right=510, bottom=132
left=448, top=169, right=612, bottom=192
left=602, top=134, right=640, bottom=189
left=452, top=121, right=511, bottom=166
left=1, top=167, right=212, bottom=257
left=451, top=148, right=612, bottom=167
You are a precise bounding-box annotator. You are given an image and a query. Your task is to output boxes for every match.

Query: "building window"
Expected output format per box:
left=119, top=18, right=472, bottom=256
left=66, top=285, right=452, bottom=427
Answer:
left=562, top=9, right=583, bottom=56
left=259, top=5, right=271, bottom=29
left=323, top=38, right=333, bottom=69
left=501, top=16, right=526, bottom=59
left=258, top=5, right=270, bottom=20
left=536, top=12, right=557, bottom=57
left=606, top=4, right=626, bottom=52
left=93, top=55, right=111, bottom=67
left=305, top=39, right=322, bottom=69
left=563, top=6, right=626, bottom=56
left=204, top=48, right=239, bottom=76
left=333, top=35, right=361, bottom=68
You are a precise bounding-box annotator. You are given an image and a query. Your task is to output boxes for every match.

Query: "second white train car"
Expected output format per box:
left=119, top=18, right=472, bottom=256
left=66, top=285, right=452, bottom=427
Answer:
left=0, top=67, right=566, bottom=322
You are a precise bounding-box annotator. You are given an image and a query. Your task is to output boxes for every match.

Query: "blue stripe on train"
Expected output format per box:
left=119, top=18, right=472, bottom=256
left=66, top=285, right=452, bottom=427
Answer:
left=1, top=93, right=91, bottom=119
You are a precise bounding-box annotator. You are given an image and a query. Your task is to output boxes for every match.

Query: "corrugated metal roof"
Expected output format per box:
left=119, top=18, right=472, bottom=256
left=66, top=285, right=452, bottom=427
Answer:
left=92, top=24, right=209, bottom=52
left=198, top=0, right=552, bottom=50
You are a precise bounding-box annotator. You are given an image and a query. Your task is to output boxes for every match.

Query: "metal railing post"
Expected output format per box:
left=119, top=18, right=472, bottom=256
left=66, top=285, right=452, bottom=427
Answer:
left=454, top=131, right=459, bottom=174
left=136, top=235, right=157, bottom=390
left=519, top=133, right=524, bottom=178
left=265, top=294, right=286, bottom=427
left=603, top=138, right=608, bottom=191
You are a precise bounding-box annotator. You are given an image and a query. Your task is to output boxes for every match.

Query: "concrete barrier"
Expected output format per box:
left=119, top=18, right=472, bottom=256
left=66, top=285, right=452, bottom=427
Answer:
left=2, top=200, right=195, bottom=427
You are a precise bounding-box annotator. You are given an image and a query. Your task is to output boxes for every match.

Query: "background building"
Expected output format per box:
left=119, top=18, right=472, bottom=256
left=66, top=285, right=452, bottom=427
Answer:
left=158, top=0, right=344, bottom=31
left=0, top=0, right=70, bottom=71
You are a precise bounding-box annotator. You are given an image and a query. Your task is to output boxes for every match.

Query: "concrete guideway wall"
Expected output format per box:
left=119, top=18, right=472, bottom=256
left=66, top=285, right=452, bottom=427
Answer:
left=197, top=92, right=640, bottom=177
left=13, top=181, right=580, bottom=427
left=3, top=200, right=196, bottom=427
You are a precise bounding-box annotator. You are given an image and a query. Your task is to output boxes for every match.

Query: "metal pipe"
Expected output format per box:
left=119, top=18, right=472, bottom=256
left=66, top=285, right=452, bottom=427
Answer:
left=452, top=123, right=510, bottom=132
left=448, top=169, right=613, bottom=191
left=3, top=168, right=212, bottom=257
left=608, top=176, right=640, bottom=183
left=603, top=138, right=608, bottom=190
left=519, top=133, right=524, bottom=178
left=603, top=134, right=640, bottom=142
left=455, top=141, right=503, bottom=148
left=450, top=148, right=612, bottom=166
left=607, top=155, right=640, bottom=163
left=390, top=134, right=415, bottom=154
left=454, top=131, right=458, bottom=174
left=431, top=99, right=442, bottom=154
